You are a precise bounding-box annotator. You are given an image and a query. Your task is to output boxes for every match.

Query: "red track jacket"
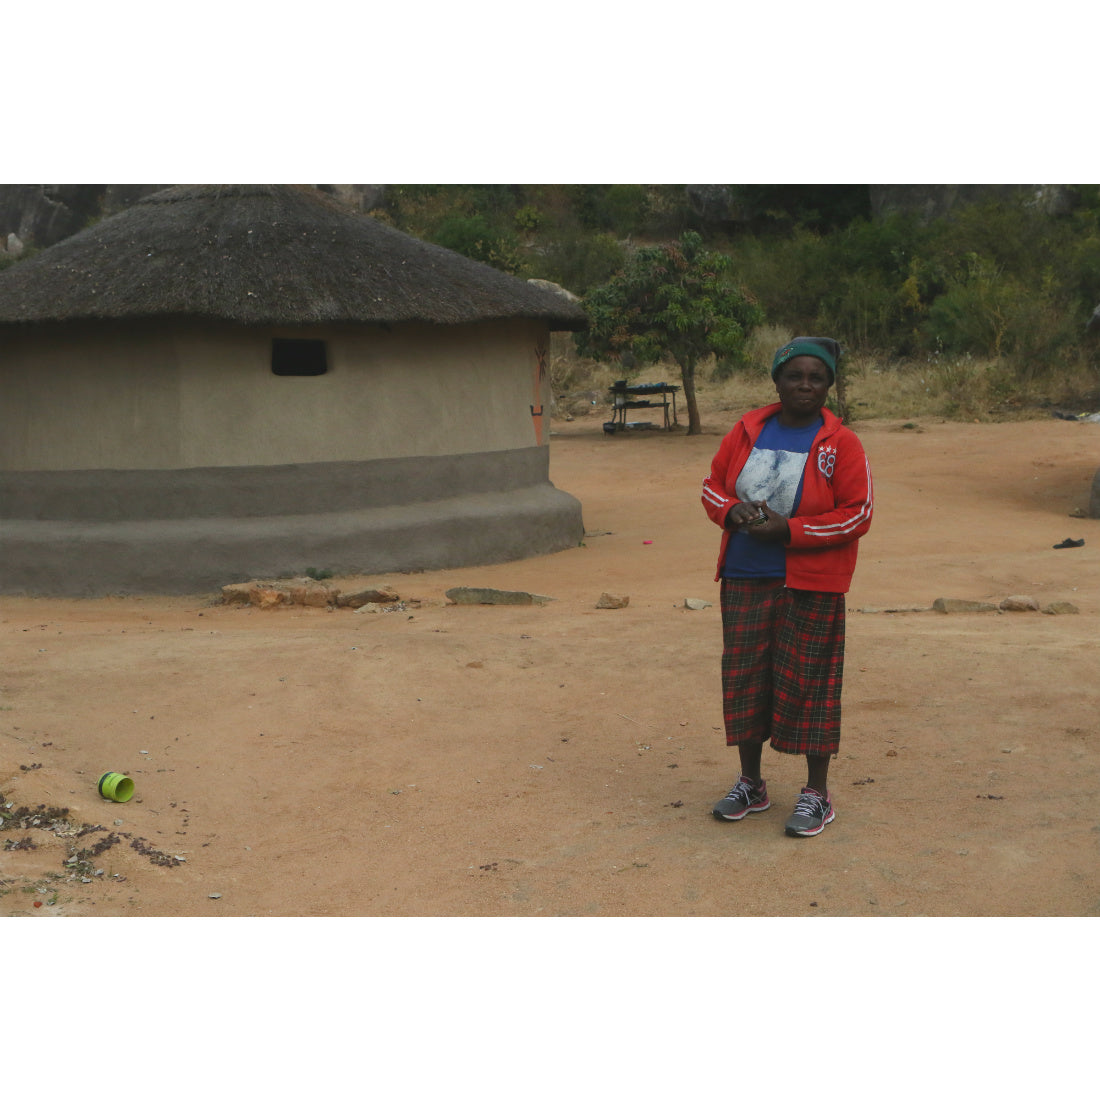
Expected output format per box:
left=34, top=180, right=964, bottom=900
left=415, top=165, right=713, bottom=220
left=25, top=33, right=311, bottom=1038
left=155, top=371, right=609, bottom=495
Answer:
left=701, top=403, right=873, bottom=593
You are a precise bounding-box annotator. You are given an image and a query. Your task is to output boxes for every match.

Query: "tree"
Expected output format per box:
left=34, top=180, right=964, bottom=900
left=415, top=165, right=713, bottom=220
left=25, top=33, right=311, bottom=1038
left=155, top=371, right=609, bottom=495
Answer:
left=574, top=232, right=764, bottom=434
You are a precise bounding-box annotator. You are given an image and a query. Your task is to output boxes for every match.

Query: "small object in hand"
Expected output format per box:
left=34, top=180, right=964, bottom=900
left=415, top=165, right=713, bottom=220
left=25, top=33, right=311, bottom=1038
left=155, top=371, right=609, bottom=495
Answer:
left=1053, top=538, right=1084, bottom=549
left=751, top=507, right=768, bottom=527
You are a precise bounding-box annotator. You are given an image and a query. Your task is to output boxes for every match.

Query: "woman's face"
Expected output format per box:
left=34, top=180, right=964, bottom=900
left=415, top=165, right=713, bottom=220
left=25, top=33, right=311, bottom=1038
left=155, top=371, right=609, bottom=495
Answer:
left=775, top=355, right=832, bottom=423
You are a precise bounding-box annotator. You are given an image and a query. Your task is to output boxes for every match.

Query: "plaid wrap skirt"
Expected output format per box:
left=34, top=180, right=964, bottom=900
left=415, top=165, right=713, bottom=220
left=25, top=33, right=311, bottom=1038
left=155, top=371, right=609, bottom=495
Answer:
left=720, top=578, right=846, bottom=756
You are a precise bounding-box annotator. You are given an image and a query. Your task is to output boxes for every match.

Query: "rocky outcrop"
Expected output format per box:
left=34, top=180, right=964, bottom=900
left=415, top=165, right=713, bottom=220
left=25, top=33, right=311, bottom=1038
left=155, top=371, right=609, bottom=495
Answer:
left=0, top=185, right=167, bottom=251
left=868, top=184, right=1075, bottom=224
left=685, top=185, right=743, bottom=225
left=0, top=184, right=387, bottom=251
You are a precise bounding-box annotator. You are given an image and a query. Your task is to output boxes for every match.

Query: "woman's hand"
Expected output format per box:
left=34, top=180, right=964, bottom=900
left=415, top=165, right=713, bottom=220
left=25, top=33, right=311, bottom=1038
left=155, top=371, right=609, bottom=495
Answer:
left=725, top=501, right=765, bottom=529
left=743, top=501, right=790, bottom=543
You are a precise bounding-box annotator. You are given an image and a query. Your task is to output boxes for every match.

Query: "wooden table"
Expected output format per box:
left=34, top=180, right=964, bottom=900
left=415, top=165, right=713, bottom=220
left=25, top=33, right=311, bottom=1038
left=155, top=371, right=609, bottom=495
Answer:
left=605, top=381, right=680, bottom=432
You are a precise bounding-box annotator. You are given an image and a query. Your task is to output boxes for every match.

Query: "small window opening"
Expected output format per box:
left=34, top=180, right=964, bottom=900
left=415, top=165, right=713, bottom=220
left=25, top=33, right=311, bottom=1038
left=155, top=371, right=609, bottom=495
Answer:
left=271, top=338, right=328, bottom=376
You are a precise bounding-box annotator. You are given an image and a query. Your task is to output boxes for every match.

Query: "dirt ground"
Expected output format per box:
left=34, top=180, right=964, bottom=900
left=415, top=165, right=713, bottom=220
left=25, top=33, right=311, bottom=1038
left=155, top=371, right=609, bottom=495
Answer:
left=2, top=411, right=1098, bottom=918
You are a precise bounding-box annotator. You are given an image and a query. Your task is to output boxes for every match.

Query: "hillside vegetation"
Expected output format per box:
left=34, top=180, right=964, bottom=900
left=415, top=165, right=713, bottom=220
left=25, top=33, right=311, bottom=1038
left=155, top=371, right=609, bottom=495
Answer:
left=377, top=184, right=1100, bottom=419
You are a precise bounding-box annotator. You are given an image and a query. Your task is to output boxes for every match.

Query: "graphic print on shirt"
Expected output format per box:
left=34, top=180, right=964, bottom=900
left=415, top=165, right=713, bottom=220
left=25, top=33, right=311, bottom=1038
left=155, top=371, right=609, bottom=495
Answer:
left=734, top=446, right=811, bottom=517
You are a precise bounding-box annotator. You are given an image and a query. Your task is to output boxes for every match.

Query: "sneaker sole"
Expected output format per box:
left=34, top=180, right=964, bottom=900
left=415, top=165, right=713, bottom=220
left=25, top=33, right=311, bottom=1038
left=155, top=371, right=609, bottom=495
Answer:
left=713, top=800, right=771, bottom=821
left=785, top=807, right=836, bottom=837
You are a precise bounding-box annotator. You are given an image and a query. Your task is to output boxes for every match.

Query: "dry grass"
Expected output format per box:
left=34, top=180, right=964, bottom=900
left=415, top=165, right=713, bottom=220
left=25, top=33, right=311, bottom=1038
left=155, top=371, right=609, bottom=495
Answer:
left=843, top=353, right=1100, bottom=422
left=550, top=327, right=1100, bottom=426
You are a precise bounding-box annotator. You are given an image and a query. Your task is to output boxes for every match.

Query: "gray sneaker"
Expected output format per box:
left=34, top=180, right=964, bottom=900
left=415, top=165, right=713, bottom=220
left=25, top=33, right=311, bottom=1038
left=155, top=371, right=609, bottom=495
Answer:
left=784, top=788, right=835, bottom=837
left=713, top=776, right=770, bottom=821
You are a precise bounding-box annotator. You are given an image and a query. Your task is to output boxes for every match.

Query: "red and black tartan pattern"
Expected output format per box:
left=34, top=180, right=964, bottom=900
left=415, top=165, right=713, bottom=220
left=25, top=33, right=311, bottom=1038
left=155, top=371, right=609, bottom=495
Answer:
left=720, top=579, right=846, bottom=756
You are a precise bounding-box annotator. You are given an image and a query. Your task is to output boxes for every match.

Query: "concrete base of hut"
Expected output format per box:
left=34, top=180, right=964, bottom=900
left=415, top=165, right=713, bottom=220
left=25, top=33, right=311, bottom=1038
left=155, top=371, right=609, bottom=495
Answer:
left=1, top=484, right=583, bottom=597
left=0, top=448, right=583, bottom=597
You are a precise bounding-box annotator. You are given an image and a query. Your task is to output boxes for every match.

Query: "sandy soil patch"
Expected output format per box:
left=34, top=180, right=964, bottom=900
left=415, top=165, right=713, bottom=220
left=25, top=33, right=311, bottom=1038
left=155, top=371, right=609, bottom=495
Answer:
left=2, top=414, right=1098, bottom=918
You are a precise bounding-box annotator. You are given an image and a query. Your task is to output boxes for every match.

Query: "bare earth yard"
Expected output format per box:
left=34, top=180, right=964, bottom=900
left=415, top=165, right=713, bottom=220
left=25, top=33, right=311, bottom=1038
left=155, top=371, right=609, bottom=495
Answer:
left=2, top=413, right=1098, bottom=918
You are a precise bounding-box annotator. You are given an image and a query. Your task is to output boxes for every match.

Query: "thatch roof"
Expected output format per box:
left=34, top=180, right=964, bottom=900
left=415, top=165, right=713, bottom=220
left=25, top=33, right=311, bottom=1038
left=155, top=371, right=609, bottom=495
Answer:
left=0, top=184, right=587, bottom=330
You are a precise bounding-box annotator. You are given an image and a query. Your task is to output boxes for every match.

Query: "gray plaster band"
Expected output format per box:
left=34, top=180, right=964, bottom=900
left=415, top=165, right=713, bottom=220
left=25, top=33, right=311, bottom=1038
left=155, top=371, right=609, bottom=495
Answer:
left=0, top=447, right=552, bottom=521
left=0, top=484, right=584, bottom=597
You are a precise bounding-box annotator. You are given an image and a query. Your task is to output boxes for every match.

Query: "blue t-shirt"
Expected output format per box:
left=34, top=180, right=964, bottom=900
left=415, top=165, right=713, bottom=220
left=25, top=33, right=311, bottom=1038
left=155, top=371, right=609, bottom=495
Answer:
left=721, top=414, right=823, bottom=579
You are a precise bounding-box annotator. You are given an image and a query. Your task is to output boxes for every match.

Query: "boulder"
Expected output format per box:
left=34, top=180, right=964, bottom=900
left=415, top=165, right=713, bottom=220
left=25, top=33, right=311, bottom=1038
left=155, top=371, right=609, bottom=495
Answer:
left=595, top=593, right=629, bottom=609
left=932, top=598, right=998, bottom=613
left=527, top=278, right=581, bottom=303
left=685, top=185, right=742, bottom=224
left=1042, top=601, right=1080, bottom=615
left=221, top=578, right=339, bottom=608
left=337, top=586, right=400, bottom=609
left=999, top=595, right=1040, bottom=612
left=287, top=580, right=335, bottom=608
left=445, top=587, right=554, bottom=606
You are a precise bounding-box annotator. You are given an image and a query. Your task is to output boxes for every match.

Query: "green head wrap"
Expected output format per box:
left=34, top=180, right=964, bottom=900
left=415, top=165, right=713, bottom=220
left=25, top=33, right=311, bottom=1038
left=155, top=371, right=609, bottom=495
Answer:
left=771, top=337, right=840, bottom=383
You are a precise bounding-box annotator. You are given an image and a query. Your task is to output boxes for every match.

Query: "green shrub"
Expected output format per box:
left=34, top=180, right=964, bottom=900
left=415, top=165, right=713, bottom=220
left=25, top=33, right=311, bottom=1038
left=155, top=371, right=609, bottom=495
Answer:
left=919, top=253, right=1081, bottom=376
left=570, top=184, right=650, bottom=235
left=532, top=231, right=625, bottom=297
left=923, top=254, right=1011, bottom=356
left=514, top=205, right=542, bottom=233
left=430, top=214, right=523, bottom=274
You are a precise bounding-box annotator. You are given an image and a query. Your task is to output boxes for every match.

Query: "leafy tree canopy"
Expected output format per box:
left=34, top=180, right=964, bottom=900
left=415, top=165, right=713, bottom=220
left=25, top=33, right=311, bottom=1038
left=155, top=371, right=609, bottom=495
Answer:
left=575, top=231, right=764, bottom=434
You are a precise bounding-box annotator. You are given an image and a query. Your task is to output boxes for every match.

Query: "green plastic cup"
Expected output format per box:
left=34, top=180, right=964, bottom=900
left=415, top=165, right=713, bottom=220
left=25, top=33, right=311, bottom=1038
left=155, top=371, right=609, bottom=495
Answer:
left=98, top=772, right=135, bottom=803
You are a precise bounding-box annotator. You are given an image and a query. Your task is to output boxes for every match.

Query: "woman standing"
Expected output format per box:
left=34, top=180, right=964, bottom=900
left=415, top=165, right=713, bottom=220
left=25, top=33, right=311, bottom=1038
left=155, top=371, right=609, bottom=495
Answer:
left=701, top=337, right=873, bottom=837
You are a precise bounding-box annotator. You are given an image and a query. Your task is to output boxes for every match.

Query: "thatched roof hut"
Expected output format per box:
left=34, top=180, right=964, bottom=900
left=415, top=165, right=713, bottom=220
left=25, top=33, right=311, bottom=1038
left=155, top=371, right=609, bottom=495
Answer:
left=0, top=185, right=587, bottom=596
left=0, top=183, right=586, bottom=329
